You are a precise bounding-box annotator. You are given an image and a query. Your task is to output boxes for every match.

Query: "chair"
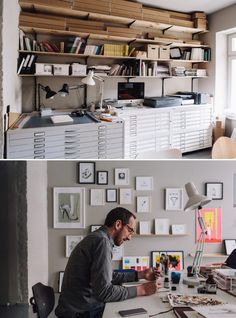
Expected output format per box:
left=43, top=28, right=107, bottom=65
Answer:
left=225, top=249, right=236, bottom=269
left=30, top=282, right=55, bottom=318
left=212, top=136, right=236, bottom=159
left=136, top=148, right=182, bottom=159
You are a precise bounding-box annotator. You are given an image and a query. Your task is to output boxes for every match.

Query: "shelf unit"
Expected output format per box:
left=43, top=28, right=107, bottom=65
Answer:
left=134, top=234, right=188, bottom=237
left=189, top=253, right=227, bottom=258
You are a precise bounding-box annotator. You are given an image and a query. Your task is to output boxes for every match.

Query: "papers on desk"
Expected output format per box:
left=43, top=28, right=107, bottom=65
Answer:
left=192, top=304, right=236, bottom=318
left=51, top=115, right=73, bottom=124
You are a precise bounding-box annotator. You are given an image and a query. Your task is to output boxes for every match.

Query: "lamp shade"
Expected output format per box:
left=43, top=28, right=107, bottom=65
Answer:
left=58, top=84, right=69, bottom=97
left=184, top=182, right=211, bottom=211
left=45, top=86, right=57, bottom=99
left=81, top=70, right=96, bottom=86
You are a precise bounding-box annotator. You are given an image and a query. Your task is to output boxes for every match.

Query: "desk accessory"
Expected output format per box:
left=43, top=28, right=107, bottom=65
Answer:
left=118, top=308, right=147, bottom=317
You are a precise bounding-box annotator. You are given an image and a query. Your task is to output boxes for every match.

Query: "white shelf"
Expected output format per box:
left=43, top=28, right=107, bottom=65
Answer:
left=134, top=234, right=188, bottom=237
left=189, top=253, right=227, bottom=258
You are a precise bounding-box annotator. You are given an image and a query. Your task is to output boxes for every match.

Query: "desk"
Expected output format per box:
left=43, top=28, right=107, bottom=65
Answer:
left=103, top=279, right=236, bottom=318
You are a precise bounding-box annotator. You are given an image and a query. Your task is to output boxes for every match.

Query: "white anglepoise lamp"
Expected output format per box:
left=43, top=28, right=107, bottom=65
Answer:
left=81, top=70, right=105, bottom=111
left=183, top=182, right=212, bottom=286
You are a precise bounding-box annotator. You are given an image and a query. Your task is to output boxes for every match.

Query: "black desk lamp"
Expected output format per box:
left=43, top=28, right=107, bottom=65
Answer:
left=58, top=83, right=85, bottom=97
left=38, top=84, right=57, bottom=111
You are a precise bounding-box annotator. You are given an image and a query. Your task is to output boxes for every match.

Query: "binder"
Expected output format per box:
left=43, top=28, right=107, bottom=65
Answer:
left=25, top=54, right=38, bottom=74
left=17, top=57, right=26, bottom=74
left=21, top=54, right=31, bottom=74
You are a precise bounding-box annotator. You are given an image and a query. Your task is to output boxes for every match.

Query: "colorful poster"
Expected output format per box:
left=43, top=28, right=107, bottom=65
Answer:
left=122, top=256, right=150, bottom=271
left=196, top=208, right=222, bottom=243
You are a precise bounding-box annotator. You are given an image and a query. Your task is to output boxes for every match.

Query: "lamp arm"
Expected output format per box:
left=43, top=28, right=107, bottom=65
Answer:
left=69, top=85, right=85, bottom=90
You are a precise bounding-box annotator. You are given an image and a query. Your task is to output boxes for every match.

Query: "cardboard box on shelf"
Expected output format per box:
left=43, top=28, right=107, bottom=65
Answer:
left=135, top=51, right=147, bottom=58
left=159, top=46, right=170, bottom=59
left=71, top=63, right=87, bottom=76
left=147, top=44, right=159, bottom=59
left=53, top=64, right=70, bottom=75
left=194, top=18, right=207, bottom=29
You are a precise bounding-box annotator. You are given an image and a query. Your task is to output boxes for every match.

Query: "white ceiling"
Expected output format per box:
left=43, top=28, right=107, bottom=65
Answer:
left=136, top=0, right=236, bottom=14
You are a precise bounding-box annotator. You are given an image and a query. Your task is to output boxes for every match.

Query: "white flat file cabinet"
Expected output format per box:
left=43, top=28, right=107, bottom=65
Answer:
left=117, top=104, right=213, bottom=159
left=7, top=118, right=124, bottom=159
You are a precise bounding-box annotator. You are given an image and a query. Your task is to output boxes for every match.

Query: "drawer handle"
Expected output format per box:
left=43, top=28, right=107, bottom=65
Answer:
left=65, top=130, right=77, bottom=133
left=34, top=156, right=45, bottom=159
left=34, top=150, right=45, bottom=154
left=34, top=144, right=45, bottom=149
left=98, top=141, right=106, bottom=145
left=34, top=132, right=45, bottom=137
left=98, top=126, right=106, bottom=130
left=65, top=152, right=77, bottom=155
left=34, top=138, right=45, bottom=143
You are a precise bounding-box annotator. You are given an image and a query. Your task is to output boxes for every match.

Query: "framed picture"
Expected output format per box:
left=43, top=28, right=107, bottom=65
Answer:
left=137, top=196, right=151, bottom=213
left=115, top=168, right=130, bottom=186
left=112, top=245, right=124, bottom=261
left=90, top=189, right=105, bottom=206
left=78, top=162, right=95, bottom=184
left=171, top=224, right=186, bottom=235
left=65, top=235, right=84, bottom=257
left=165, top=188, right=183, bottom=211
left=224, top=239, right=236, bottom=255
left=53, top=187, right=85, bottom=228
left=139, top=221, right=151, bottom=235
left=90, top=224, right=102, bottom=232
left=58, top=271, right=64, bottom=293
left=151, top=251, right=184, bottom=271
left=205, top=182, right=223, bottom=200
left=154, top=218, right=170, bottom=235
left=97, top=171, right=108, bottom=185
left=106, top=189, right=117, bottom=202
left=136, top=177, right=153, bottom=191
left=119, top=188, right=133, bottom=205
left=123, top=256, right=150, bottom=271
left=196, top=208, right=222, bottom=243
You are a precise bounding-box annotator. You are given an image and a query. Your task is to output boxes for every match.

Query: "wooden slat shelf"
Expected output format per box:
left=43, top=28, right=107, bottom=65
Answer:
left=189, top=253, right=227, bottom=258
left=134, top=234, right=188, bottom=237
left=134, top=38, right=210, bottom=48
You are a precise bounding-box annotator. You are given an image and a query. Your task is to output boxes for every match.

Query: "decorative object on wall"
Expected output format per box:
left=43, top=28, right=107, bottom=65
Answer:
left=171, top=224, right=186, bottom=235
left=119, top=188, right=133, bottom=205
left=114, top=168, right=130, bottom=186
left=58, top=271, right=64, bottom=293
left=112, top=245, right=124, bottom=261
left=106, top=189, right=117, bottom=202
left=78, top=162, right=95, bottom=184
left=65, top=235, right=84, bottom=257
left=165, top=188, right=183, bottom=211
left=151, top=251, right=184, bottom=270
left=90, top=189, right=105, bottom=206
left=97, top=171, right=108, bottom=185
left=137, top=196, right=151, bottom=213
left=233, top=174, right=236, bottom=207
left=135, top=177, right=153, bottom=191
left=196, top=208, right=222, bottom=243
left=139, top=221, right=151, bottom=235
left=205, top=182, right=223, bottom=200
left=224, top=239, right=236, bottom=255
left=123, top=256, right=150, bottom=271
left=154, top=218, right=170, bottom=235
left=53, top=187, right=85, bottom=228
left=90, top=224, right=102, bottom=232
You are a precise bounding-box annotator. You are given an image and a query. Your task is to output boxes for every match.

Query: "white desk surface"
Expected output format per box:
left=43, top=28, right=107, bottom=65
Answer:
left=103, top=279, right=236, bottom=318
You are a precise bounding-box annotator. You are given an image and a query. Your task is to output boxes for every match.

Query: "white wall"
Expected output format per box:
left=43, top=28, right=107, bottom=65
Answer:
left=27, top=161, right=48, bottom=298
left=2, top=0, right=22, bottom=114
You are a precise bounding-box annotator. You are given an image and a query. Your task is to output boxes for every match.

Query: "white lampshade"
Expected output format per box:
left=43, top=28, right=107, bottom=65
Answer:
left=184, top=182, right=211, bottom=211
left=81, top=70, right=96, bottom=86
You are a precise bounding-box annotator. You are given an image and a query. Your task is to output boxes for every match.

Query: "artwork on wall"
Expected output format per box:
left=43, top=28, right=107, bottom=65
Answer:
left=205, top=182, right=223, bottom=200
left=165, top=188, right=183, bottom=211
left=139, top=221, right=151, bottom=235
left=78, top=162, right=95, bottom=184
left=97, top=171, right=108, bottom=185
left=123, top=256, right=150, bottom=271
left=137, top=196, right=151, bottom=213
left=90, top=189, right=105, bottom=206
left=90, top=224, right=102, bottom=232
left=224, top=239, right=236, bottom=255
left=136, top=177, right=153, bottom=191
left=151, top=251, right=184, bottom=271
left=171, top=224, right=186, bottom=235
left=53, top=187, right=85, bottom=228
left=65, top=235, right=84, bottom=257
left=112, top=245, right=124, bottom=261
left=119, top=188, right=133, bottom=205
left=58, top=271, right=64, bottom=293
left=196, top=208, right=222, bottom=243
left=106, top=189, right=117, bottom=202
left=114, top=168, right=130, bottom=186
left=154, top=218, right=170, bottom=235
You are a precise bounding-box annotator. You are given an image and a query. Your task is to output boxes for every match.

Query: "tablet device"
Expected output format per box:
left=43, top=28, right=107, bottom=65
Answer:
left=118, top=308, right=147, bottom=316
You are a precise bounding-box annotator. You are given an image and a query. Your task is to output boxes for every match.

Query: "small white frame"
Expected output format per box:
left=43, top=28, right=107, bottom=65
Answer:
left=119, top=188, right=133, bottom=205
left=136, top=177, right=153, bottom=191
left=171, top=224, right=186, bottom=235
left=165, top=188, right=183, bottom=211
left=115, top=168, right=130, bottom=186
left=90, top=189, right=105, bottom=206
left=137, top=196, right=151, bottom=213
left=65, top=235, right=84, bottom=257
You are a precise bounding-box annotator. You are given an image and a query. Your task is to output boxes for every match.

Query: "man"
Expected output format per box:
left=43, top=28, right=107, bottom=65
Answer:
left=55, top=207, right=161, bottom=318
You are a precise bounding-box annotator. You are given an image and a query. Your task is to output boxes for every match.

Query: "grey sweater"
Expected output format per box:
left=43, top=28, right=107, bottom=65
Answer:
left=55, top=227, right=137, bottom=317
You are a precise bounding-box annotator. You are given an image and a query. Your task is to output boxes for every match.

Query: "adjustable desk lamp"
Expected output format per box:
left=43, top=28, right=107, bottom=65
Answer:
left=183, top=182, right=211, bottom=286
left=37, top=84, right=57, bottom=111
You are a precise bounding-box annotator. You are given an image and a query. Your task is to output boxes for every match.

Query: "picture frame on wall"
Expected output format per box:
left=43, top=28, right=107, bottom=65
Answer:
left=119, top=188, right=133, bottom=205
left=90, top=224, right=102, bottom=232
left=65, top=235, right=84, bottom=257
left=205, top=182, right=223, bottom=200
left=154, top=218, right=170, bottom=235
left=53, top=187, right=85, bottom=228
left=151, top=250, right=184, bottom=271
left=78, top=162, right=95, bottom=184
left=97, top=171, right=108, bottom=185
left=123, top=256, right=150, bottom=271
left=136, top=177, right=153, bottom=191
left=224, top=239, right=236, bottom=255
left=106, top=189, right=117, bottom=202
left=90, top=189, right=105, bottom=206
left=114, top=168, right=130, bottom=186
left=171, top=224, right=186, bottom=235
left=165, top=188, right=183, bottom=211
left=137, top=196, right=151, bottom=213
left=58, top=271, right=64, bottom=293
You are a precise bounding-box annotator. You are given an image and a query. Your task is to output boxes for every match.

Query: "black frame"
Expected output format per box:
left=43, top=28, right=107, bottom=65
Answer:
left=90, top=224, right=102, bottom=232
left=205, top=182, right=223, bottom=200
left=78, top=162, right=96, bottom=184
left=151, top=250, right=184, bottom=270
left=97, top=171, right=108, bottom=185
left=170, top=47, right=182, bottom=59
left=224, top=239, right=236, bottom=255
left=106, top=189, right=117, bottom=202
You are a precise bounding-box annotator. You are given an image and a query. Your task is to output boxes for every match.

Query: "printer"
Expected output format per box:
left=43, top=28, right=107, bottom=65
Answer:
left=173, top=92, right=210, bottom=105
left=143, top=96, right=182, bottom=108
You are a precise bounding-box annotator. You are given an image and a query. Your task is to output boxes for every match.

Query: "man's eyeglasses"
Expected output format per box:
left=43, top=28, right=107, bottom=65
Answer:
left=125, top=224, right=135, bottom=234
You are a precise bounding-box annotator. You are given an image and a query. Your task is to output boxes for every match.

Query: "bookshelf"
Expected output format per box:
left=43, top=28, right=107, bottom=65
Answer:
left=134, top=234, right=188, bottom=237
left=189, top=253, right=227, bottom=258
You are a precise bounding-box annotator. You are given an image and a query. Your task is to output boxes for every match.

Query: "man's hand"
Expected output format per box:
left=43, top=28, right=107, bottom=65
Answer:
left=138, top=268, right=160, bottom=281
left=136, top=280, right=162, bottom=296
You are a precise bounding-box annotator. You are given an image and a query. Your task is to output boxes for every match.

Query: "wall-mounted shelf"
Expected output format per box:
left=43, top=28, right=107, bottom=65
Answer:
left=134, top=234, right=188, bottom=237
left=189, top=253, right=227, bottom=258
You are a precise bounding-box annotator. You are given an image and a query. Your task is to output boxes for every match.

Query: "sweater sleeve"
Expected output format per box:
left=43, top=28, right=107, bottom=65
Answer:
left=112, top=270, right=138, bottom=285
left=90, top=238, right=137, bottom=302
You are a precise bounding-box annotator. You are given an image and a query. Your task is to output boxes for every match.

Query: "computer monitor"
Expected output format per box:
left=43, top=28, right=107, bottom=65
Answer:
left=117, top=82, right=145, bottom=104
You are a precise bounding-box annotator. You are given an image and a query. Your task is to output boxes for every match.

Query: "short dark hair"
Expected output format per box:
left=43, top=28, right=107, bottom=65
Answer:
left=104, top=207, right=136, bottom=227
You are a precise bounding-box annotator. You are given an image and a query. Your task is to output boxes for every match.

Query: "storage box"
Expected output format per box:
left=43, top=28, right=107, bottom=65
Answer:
left=159, top=46, right=170, bottom=59
left=71, top=63, right=87, bottom=76
left=35, top=63, right=53, bottom=75
left=135, top=51, right=147, bottom=58
left=147, top=45, right=159, bottom=59
left=194, top=18, right=207, bottom=29
left=53, top=64, right=70, bottom=75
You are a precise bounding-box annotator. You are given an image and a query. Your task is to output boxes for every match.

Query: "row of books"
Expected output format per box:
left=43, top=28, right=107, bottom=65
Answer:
left=172, top=67, right=207, bottom=77
left=17, top=54, right=38, bottom=74
left=140, top=62, right=170, bottom=77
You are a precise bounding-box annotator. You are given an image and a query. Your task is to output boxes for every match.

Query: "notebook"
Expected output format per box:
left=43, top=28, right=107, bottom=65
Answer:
left=51, top=115, right=73, bottom=124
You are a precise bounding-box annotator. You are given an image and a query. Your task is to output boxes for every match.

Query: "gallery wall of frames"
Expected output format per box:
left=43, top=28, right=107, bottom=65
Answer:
left=46, top=161, right=236, bottom=291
